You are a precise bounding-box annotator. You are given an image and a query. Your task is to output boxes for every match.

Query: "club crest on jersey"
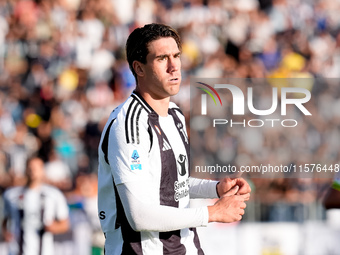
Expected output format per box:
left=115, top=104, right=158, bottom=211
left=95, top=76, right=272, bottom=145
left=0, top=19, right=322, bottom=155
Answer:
left=130, top=149, right=142, bottom=170
left=154, top=125, right=161, bottom=135
left=177, top=154, right=187, bottom=176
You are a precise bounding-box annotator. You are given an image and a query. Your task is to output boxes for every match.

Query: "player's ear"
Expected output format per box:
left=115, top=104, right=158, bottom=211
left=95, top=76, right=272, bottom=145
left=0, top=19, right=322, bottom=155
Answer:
left=133, top=61, right=145, bottom=78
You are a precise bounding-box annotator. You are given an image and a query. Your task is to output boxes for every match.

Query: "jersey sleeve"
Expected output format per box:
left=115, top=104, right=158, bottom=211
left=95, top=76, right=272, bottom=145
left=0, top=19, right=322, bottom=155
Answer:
left=116, top=180, right=209, bottom=232
left=188, top=177, right=219, bottom=199
left=107, top=117, right=152, bottom=185
left=44, top=187, right=69, bottom=226
left=54, top=189, right=69, bottom=221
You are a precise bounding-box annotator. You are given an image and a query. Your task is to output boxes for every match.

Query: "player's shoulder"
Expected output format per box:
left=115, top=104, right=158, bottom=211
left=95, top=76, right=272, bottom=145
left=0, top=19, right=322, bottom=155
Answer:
left=104, top=92, right=154, bottom=144
left=3, top=186, right=23, bottom=201
left=169, top=101, right=182, bottom=111
left=111, top=92, right=152, bottom=125
left=169, top=101, right=185, bottom=118
left=41, top=184, right=65, bottom=197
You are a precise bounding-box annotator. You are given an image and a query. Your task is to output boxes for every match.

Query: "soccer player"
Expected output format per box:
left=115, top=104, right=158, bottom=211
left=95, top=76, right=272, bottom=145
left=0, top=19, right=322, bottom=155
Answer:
left=97, top=23, right=251, bottom=254
left=2, top=156, right=70, bottom=255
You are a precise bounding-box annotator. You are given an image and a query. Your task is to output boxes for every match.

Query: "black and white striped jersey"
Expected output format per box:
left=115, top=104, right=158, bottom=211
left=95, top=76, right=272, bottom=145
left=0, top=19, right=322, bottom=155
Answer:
left=3, top=185, right=69, bottom=255
left=98, top=91, right=209, bottom=255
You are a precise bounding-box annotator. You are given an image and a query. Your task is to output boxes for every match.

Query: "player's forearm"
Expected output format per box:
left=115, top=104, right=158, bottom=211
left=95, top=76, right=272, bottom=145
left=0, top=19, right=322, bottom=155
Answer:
left=188, top=177, right=219, bottom=199
left=45, top=219, right=70, bottom=234
left=117, top=184, right=209, bottom=232
left=130, top=203, right=209, bottom=232
left=2, top=218, right=13, bottom=242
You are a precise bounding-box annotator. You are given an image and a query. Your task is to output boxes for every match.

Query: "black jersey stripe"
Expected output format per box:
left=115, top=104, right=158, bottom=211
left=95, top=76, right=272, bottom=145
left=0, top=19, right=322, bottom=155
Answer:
left=169, top=108, right=190, bottom=164
left=130, top=104, right=141, bottom=144
left=191, top=228, right=204, bottom=255
left=160, top=230, right=186, bottom=255
left=135, top=106, right=143, bottom=144
left=112, top=177, right=142, bottom=254
left=38, top=193, right=46, bottom=255
left=132, top=91, right=153, bottom=113
left=125, top=99, right=136, bottom=144
left=19, top=208, right=24, bottom=255
left=172, top=107, right=184, bottom=116
left=149, top=113, right=178, bottom=208
left=101, top=118, right=116, bottom=165
left=131, top=94, right=151, bottom=113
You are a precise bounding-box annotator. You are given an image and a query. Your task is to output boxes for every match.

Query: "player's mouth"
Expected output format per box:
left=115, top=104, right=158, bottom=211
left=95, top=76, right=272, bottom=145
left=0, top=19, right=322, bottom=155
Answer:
left=169, top=78, right=179, bottom=82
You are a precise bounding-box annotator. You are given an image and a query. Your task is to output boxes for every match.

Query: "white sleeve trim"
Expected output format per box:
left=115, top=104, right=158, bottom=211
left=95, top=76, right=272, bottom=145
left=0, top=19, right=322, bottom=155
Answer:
left=189, top=177, right=219, bottom=199
left=116, top=182, right=208, bottom=232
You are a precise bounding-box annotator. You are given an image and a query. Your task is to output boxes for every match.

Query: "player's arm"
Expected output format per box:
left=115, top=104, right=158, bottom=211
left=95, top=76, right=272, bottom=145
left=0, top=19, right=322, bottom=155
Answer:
left=216, top=177, right=251, bottom=197
left=2, top=217, right=13, bottom=242
left=189, top=177, right=251, bottom=198
left=2, top=191, right=14, bottom=242
left=116, top=181, right=208, bottom=232
left=188, top=177, right=219, bottom=198
left=44, top=218, right=69, bottom=234
left=116, top=180, right=249, bottom=232
left=108, top=116, right=248, bottom=231
left=45, top=189, right=70, bottom=234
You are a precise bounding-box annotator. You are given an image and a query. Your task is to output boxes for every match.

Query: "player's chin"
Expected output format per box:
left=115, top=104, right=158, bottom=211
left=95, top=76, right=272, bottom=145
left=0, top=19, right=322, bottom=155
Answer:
left=167, top=84, right=181, bottom=96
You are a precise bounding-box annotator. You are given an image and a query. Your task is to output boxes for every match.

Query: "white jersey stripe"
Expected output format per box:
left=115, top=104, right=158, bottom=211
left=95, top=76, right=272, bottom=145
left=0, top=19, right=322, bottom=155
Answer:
left=130, top=103, right=141, bottom=144
left=180, top=228, right=198, bottom=254
left=125, top=99, right=137, bottom=144
left=135, top=106, right=143, bottom=144
left=141, top=231, right=163, bottom=255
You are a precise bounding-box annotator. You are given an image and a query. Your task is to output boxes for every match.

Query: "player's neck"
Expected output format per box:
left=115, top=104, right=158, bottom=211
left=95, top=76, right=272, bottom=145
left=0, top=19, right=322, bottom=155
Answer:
left=27, top=180, right=42, bottom=189
left=135, top=88, right=170, bottom=117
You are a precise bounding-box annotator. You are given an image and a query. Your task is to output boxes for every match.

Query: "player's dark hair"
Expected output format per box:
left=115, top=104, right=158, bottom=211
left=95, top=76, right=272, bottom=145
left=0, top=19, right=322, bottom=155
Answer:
left=126, top=23, right=181, bottom=83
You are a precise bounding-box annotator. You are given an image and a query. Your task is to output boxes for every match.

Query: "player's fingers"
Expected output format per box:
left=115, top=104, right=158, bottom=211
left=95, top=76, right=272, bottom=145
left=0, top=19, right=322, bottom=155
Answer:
left=238, top=193, right=250, bottom=201
left=240, top=202, right=247, bottom=209
left=238, top=183, right=251, bottom=194
left=223, top=185, right=239, bottom=197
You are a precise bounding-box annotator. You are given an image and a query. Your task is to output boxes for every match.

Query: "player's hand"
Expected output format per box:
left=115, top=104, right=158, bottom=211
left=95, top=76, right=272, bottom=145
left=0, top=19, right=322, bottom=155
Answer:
left=216, top=177, right=251, bottom=199
left=208, top=185, right=249, bottom=223
left=2, top=230, right=13, bottom=242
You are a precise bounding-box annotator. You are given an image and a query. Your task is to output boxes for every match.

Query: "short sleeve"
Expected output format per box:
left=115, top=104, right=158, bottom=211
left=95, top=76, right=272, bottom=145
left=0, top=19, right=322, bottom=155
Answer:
left=54, top=189, right=69, bottom=220
left=108, top=119, right=152, bottom=185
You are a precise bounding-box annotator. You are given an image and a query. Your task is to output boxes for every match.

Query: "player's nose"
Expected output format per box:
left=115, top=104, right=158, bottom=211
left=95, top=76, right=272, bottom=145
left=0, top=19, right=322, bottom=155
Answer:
left=167, top=57, right=180, bottom=73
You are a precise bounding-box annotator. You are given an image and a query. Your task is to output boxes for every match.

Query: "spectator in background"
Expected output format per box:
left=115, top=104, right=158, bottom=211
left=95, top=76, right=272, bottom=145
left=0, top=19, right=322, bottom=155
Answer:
left=323, top=171, right=340, bottom=209
left=2, top=156, right=69, bottom=255
left=44, top=149, right=72, bottom=191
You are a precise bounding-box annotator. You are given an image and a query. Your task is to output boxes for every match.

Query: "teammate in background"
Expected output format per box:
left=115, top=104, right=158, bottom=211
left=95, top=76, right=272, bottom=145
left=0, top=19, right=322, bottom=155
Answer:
left=2, top=156, right=70, bottom=255
left=323, top=171, right=340, bottom=209
left=97, top=23, right=251, bottom=254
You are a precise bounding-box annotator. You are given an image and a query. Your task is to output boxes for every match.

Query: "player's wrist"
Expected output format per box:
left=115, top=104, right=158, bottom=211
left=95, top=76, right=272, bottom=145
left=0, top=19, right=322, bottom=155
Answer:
left=207, top=205, right=216, bottom=222
left=216, top=182, right=220, bottom=198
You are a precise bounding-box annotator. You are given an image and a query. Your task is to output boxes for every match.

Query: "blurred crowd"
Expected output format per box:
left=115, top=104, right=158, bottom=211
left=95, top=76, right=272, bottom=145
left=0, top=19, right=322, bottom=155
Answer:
left=190, top=78, right=340, bottom=222
left=0, top=0, right=340, bottom=252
